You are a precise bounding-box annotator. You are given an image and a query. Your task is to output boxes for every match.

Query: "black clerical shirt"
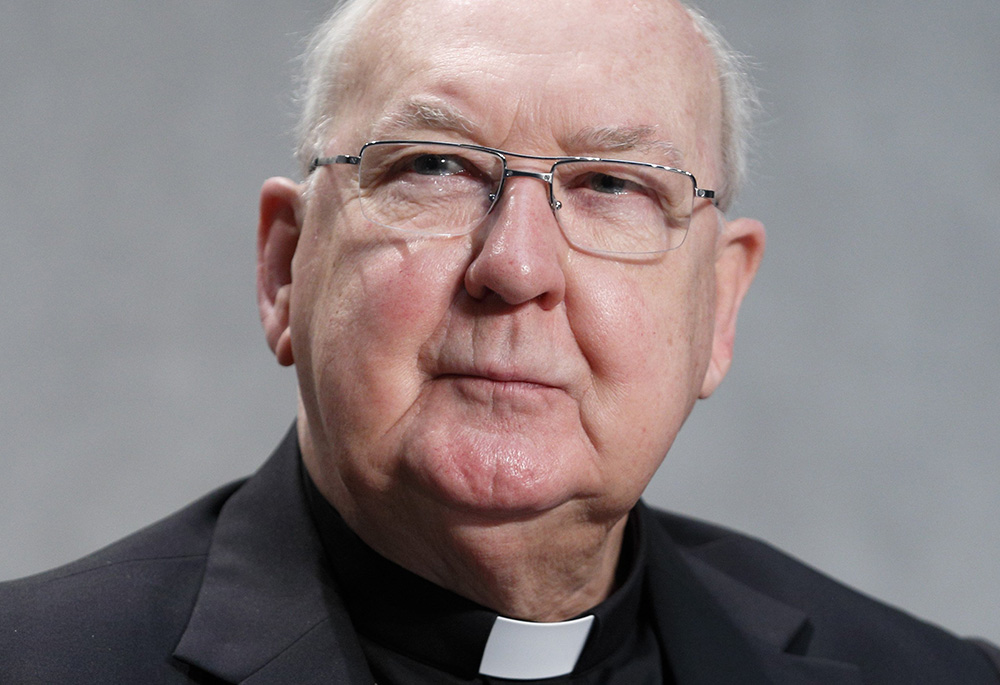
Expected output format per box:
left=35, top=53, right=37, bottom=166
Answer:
left=303, top=468, right=671, bottom=684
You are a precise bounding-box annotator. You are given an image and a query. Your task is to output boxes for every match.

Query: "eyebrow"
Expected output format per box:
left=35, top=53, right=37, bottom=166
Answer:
left=564, top=126, right=684, bottom=166
left=370, top=99, right=478, bottom=140
left=369, top=100, right=683, bottom=166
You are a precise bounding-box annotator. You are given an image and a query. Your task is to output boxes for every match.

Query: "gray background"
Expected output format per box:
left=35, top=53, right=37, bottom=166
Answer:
left=2, top=1, right=998, bottom=640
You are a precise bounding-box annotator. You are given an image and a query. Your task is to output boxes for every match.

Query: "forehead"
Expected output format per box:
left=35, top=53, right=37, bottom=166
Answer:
left=335, top=0, right=720, bottom=168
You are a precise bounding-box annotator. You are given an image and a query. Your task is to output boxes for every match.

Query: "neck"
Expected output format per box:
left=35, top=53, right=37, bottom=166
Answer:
left=312, top=479, right=627, bottom=621
left=346, top=488, right=629, bottom=620
left=409, top=512, right=629, bottom=621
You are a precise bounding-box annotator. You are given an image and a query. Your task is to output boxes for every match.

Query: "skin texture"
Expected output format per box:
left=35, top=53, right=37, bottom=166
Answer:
left=257, top=0, right=764, bottom=621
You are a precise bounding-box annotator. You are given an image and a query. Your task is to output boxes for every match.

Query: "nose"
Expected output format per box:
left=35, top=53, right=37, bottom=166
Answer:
left=463, top=176, right=567, bottom=308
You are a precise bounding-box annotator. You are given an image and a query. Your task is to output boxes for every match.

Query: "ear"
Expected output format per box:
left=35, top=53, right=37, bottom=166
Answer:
left=257, top=177, right=304, bottom=367
left=699, top=215, right=765, bottom=398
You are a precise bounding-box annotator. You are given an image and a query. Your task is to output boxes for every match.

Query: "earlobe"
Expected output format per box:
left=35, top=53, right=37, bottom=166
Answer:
left=257, top=177, right=304, bottom=367
left=699, top=216, right=765, bottom=399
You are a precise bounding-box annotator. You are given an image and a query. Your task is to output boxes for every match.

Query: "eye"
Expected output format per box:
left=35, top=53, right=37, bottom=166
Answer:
left=587, top=172, right=639, bottom=195
left=408, top=154, right=469, bottom=176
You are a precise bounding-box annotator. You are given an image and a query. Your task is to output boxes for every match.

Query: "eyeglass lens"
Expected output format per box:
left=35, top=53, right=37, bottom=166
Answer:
left=355, top=142, right=694, bottom=254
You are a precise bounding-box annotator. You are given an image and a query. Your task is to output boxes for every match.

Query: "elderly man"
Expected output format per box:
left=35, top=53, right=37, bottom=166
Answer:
left=2, top=0, right=999, bottom=683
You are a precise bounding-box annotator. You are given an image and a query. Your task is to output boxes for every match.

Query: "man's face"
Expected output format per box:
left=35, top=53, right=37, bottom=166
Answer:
left=279, top=0, right=755, bottom=531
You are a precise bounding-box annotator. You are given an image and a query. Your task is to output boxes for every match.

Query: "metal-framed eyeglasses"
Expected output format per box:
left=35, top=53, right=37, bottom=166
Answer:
left=310, top=140, right=716, bottom=256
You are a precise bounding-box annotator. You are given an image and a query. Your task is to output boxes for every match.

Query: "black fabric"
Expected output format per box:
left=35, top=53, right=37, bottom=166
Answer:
left=1, top=425, right=998, bottom=684
left=970, top=639, right=1000, bottom=678
left=303, top=465, right=665, bottom=683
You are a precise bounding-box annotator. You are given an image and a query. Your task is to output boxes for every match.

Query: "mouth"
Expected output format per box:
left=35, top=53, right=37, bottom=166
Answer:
left=435, top=372, right=565, bottom=404
left=439, top=372, right=557, bottom=388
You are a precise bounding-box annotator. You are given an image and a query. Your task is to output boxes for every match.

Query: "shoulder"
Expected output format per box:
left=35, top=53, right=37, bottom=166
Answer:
left=649, top=507, right=950, bottom=635
left=0, top=479, right=244, bottom=683
left=646, top=507, right=1000, bottom=682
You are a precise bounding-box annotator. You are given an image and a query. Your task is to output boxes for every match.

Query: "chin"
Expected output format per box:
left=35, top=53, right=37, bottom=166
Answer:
left=402, top=424, right=598, bottom=520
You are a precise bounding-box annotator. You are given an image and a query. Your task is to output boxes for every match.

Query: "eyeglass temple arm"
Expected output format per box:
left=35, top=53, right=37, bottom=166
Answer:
left=695, top=187, right=718, bottom=207
left=309, top=155, right=360, bottom=174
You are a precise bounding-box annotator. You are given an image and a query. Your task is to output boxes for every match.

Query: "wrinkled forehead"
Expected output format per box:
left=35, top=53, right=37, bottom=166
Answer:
left=333, top=0, right=721, bottom=170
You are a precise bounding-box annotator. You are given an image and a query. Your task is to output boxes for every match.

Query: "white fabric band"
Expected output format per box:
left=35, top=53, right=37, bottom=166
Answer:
left=478, top=614, right=595, bottom=680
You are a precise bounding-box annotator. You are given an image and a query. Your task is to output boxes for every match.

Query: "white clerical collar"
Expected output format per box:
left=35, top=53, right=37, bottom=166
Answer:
left=478, top=614, right=595, bottom=680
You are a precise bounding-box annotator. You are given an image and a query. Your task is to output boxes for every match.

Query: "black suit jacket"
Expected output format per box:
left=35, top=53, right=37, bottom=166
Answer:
left=3, top=428, right=999, bottom=684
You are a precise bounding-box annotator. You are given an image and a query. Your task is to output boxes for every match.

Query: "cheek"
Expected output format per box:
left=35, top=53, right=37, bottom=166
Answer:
left=571, top=268, right=689, bottom=389
left=568, top=263, right=709, bottom=479
left=295, top=235, right=469, bottom=439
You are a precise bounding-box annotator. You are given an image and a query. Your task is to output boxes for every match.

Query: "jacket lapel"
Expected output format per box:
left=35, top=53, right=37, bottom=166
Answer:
left=173, top=427, right=373, bottom=684
left=640, top=504, right=863, bottom=684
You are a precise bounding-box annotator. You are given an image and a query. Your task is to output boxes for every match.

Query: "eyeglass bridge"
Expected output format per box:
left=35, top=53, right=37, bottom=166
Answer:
left=491, top=168, right=563, bottom=210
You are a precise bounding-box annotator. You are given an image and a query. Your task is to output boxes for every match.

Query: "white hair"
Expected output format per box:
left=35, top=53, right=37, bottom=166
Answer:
left=294, top=0, right=379, bottom=179
left=294, top=0, right=758, bottom=211
left=682, top=4, right=759, bottom=212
